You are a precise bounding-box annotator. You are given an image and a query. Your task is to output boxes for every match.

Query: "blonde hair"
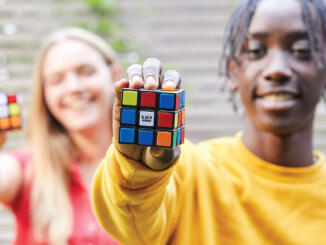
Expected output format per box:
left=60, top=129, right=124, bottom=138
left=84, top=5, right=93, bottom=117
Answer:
left=27, top=27, right=117, bottom=244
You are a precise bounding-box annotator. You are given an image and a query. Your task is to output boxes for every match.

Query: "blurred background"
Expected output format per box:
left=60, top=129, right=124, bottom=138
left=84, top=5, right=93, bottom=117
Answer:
left=0, top=0, right=326, bottom=244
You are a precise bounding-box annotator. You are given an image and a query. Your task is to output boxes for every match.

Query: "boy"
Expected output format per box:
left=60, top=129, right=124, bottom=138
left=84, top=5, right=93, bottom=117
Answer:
left=92, top=0, right=326, bottom=244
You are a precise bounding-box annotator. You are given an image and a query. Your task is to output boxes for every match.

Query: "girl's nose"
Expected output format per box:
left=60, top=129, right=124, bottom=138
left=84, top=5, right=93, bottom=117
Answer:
left=65, top=72, right=81, bottom=91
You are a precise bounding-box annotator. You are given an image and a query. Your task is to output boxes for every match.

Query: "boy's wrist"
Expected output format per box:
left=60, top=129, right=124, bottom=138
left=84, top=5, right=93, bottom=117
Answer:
left=141, top=146, right=181, bottom=171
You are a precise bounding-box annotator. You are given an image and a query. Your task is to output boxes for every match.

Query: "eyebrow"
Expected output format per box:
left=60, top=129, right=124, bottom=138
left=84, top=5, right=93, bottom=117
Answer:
left=247, top=30, right=309, bottom=39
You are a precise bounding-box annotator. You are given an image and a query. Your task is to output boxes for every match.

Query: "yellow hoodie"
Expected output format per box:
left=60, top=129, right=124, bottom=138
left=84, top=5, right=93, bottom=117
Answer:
left=92, top=133, right=326, bottom=245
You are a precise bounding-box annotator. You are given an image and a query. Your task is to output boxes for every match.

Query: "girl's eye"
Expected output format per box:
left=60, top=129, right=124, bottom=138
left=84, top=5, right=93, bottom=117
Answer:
left=47, top=74, right=63, bottom=86
left=77, top=65, right=96, bottom=77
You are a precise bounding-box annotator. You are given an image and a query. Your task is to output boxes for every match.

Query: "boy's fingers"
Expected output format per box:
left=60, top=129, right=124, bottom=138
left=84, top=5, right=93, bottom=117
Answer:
left=127, top=64, right=144, bottom=89
left=113, top=79, right=129, bottom=126
left=114, top=79, right=130, bottom=104
left=162, top=70, right=181, bottom=91
left=143, top=58, right=162, bottom=90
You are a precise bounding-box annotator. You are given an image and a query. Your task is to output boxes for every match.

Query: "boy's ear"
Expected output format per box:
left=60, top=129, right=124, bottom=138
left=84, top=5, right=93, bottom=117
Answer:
left=110, top=62, right=124, bottom=82
left=228, top=59, right=239, bottom=92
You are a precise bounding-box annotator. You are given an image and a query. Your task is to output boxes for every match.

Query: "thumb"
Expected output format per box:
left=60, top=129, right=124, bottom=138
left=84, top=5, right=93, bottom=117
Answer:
left=0, top=132, right=7, bottom=149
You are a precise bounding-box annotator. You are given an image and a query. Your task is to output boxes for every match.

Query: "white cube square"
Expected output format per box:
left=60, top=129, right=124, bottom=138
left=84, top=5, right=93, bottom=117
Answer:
left=0, top=105, right=9, bottom=118
left=0, top=93, right=7, bottom=105
left=139, top=110, right=155, bottom=127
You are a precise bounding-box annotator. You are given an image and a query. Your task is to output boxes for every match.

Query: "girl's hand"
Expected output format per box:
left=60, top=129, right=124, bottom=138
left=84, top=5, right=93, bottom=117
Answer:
left=0, top=132, right=6, bottom=149
left=113, top=58, right=181, bottom=170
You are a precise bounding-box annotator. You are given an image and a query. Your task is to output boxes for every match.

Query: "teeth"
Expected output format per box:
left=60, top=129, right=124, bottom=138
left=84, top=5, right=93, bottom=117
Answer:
left=263, top=93, right=294, bottom=102
left=66, top=98, right=90, bottom=110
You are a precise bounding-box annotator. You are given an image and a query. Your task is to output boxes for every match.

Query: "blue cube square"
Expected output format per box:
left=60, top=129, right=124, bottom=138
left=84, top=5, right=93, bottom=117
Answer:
left=121, top=108, right=136, bottom=125
left=119, top=127, right=135, bottom=143
left=177, top=130, right=181, bottom=145
left=138, top=129, right=154, bottom=146
left=159, top=93, right=175, bottom=109
left=180, top=91, right=185, bottom=108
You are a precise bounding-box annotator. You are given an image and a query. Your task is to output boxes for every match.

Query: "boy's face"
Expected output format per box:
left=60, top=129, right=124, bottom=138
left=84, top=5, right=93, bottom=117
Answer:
left=233, top=0, right=326, bottom=135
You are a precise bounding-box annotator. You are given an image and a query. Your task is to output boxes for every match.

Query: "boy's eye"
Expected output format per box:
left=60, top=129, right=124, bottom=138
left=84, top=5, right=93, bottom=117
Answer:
left=292, top=40, right=311, bottom=59
left=246, top=41, right=266, bottom=59
left=293, top=48, right=311, bottom=58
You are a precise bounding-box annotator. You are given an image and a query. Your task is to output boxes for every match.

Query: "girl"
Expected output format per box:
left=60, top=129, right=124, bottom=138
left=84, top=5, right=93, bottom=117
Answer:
left=0, top=28, right=121, bottom=244
left=92, top=0, right=326, bottom=244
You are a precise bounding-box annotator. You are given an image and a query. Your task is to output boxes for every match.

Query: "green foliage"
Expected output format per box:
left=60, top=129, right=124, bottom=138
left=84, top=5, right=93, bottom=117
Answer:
left=74, top=0, right=131, bottom=55
left=110, top=40, right=127, bottom=53
left=97, top=19, right=120, bottom=35
left=84, top=0, right=119, bottom=17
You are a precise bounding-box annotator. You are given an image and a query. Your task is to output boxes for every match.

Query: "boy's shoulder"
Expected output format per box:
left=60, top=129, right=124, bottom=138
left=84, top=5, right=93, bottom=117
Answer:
left=177, top=134, right=240, bottom=168
left=174, top=134, right=240, bottom=184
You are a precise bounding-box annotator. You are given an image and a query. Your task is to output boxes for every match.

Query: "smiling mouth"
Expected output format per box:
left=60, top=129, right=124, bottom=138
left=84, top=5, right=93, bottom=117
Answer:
left=255, top=92, right=300, bottom=111
left=64, top=96, right=95, bottom=111
left=260, top=92, right=298, bottom=102
left=68, top=100, right=88, bottom=110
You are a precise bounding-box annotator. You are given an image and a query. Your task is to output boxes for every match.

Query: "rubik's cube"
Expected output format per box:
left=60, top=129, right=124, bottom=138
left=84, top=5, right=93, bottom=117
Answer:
left=0, top=93, right=22, bottom=132
left=119, top=88, right=185, bottom=148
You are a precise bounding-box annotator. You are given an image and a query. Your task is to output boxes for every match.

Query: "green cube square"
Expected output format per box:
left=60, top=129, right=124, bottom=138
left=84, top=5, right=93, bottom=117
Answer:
left=123, top=91, right=138, bottom=106
left=173, top=131, right=177, bottom=146
left=9, top=103, right=20, bottom=116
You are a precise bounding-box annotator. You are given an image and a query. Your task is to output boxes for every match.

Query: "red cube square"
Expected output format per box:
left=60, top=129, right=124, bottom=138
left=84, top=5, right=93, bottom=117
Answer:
left=7, top=94, right=17, bottom=103
left=181, top=128, right=185, bottom=143
left=158, top=112, right=173, bottom=128
left=175, top=94, right=180, bottom=109
left=141, top=92, right=156, bottom=108
left=178, top=111, right=182, bottom=127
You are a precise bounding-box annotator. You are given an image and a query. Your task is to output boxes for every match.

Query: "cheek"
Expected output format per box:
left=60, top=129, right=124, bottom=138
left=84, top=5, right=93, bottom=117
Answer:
left=44, top=86, right=63, bottom=115
left=89, top=71, right=114, bottom=103
left=296, top=67, right=326, bottom=101
left=237, top=64, right=260, bottom=103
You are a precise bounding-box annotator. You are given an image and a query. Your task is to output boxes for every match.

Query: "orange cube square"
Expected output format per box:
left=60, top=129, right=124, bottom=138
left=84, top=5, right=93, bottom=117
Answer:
left=156, top=131, right=172, bottom=147
left=182, top=109, right=185, bottom=125
left=10, top=116, right=21, bottom=128
left=0, top=118, right=10, bottom=130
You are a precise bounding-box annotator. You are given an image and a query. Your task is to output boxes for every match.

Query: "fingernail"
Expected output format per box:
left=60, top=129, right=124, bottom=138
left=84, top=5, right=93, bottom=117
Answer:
left=146, top=76, right=157, bottom=86
left=132, top=75, right=142, bottom=83
left=163, top=80, right=175, bottom=91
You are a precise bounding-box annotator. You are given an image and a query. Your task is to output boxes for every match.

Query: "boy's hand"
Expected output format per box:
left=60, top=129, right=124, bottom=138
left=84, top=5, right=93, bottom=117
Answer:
left=0, top=132, right=7, bottom=149
left=113, top=58, right=181, bottom=168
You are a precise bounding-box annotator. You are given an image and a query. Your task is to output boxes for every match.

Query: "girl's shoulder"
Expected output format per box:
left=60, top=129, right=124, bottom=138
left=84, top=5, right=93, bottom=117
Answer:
left=1, top=148, right=32, bottom=169
left=8, top=147, right=32, bottom=164
left=0, top=148, right=33, bottom=209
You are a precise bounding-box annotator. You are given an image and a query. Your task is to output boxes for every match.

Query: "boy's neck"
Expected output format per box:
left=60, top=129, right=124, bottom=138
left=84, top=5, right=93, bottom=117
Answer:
left=242, top=118, right=315, bottom=167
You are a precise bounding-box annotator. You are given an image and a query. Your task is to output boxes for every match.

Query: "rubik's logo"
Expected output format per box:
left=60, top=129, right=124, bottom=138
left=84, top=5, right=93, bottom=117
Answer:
left=0, top=93, right=22, bottom=131
left=141, top=115, right=153, bottom=122
left=119, top=88, right=185, bottom=148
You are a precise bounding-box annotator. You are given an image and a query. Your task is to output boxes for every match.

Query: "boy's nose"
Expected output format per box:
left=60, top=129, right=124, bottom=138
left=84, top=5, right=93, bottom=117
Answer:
left=263, top=52, right=292, bottom=83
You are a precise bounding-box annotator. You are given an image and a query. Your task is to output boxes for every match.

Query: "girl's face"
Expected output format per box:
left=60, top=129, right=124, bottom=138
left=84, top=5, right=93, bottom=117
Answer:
left=43, top=39, right=115, bottom=132
left=232, top=0, right=326, bottom=135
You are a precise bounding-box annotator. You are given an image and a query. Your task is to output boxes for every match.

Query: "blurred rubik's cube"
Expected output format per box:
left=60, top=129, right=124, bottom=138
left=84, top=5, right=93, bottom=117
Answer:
left=0, top=93, right=22, bottom=132
left=119, top=88, right=185, bottom=148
